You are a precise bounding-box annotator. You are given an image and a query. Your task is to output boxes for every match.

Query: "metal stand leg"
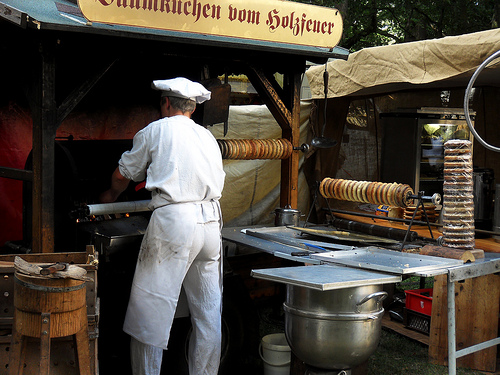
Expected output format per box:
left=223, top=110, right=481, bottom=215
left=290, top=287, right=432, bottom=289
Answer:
left=304, top=182, right=320, bottom=227
left=448, top=271, right=456, bottom=375
left=305, top=181, right=336, bottom=228
left=400, top=191, right=435, bottom=251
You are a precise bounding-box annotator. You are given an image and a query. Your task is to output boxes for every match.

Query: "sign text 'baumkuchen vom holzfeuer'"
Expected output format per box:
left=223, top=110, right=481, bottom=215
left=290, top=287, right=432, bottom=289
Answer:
left=77, top=0, right=343, bottom=49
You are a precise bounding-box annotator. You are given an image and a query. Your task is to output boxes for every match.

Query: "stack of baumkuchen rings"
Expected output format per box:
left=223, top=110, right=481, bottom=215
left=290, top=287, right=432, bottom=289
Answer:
left=319, top=178, right=414, bottom=207
left=403, top=203, right=438, bottom=222
left=217, top=138, right=293, bottom=160
left=442, top=139, right=475, bottom=250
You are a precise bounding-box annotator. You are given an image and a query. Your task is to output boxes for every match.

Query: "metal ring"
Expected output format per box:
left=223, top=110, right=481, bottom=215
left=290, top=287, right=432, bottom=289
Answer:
left=15, top=275, right=85, bottom=293
left=464, top=49, right=500, bottom=152
left=283, top=303, right=384, bottom=321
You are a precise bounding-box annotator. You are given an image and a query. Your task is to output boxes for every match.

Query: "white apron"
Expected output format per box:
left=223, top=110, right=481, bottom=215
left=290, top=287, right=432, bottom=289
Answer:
left=123, top=200, right=223, bottom=351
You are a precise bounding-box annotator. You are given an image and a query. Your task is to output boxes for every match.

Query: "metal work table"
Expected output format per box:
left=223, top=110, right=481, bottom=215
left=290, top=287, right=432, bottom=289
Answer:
left=222, top=226, right=354, bottom=264
left=251, top=264, right=401, bottom=291
left=222, top=225, right=500, bottom=375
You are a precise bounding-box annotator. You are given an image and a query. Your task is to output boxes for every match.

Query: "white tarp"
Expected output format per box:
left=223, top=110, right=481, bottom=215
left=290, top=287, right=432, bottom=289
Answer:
left=210, top=102, right=312, bottom=226
left=306, top=28, right=500, bottom=99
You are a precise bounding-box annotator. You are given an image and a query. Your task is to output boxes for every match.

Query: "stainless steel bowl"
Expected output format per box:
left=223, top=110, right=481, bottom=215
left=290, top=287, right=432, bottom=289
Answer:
left=284, top=284, right=387, bottom=370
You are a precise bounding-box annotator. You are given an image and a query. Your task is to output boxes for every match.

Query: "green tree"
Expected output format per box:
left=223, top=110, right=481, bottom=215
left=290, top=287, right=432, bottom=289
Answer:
left=299, top=0, right=500, bottom=51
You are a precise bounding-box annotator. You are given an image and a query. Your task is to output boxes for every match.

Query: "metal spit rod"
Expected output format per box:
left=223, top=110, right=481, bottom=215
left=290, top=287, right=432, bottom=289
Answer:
left=85, top=200, right=151, bottom=216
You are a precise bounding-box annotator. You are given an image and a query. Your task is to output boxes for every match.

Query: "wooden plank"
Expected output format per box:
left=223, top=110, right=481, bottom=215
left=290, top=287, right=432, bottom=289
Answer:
left=74, top=320, right=92, bottom=375
left=0, top=166, right=33, bottom=181
left=382, top=312, right=429, bottom=346
left=429, top=274, right=500, bottom=373
left=0, top=252, right=88, bottom=265
left=7, top=324, right=26, bottom=375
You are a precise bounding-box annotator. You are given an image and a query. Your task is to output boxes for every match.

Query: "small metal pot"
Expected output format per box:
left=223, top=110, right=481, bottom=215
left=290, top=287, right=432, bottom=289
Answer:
left=274, top=207, right=301, bottom=227
left=284, top=284, right=387, bottom=370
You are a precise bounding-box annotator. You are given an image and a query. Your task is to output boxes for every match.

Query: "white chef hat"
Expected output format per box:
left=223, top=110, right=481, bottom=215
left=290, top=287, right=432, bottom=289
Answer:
left=151, top=77, right=211, bottom=104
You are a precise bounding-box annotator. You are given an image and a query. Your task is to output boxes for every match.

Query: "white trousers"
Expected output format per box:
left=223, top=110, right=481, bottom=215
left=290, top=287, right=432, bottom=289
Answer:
left=126, top=202, right=222, bottom=375
left=130, top=337, right=162, bottom=375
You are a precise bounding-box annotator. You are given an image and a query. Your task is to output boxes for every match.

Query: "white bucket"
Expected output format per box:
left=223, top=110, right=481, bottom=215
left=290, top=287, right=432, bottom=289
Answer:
left=259, top=333, right=291, bottom=375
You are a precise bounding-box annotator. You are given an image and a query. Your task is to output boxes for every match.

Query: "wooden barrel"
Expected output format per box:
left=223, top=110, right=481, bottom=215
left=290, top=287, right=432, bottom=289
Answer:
left=14, top=272, right=87, bottom=338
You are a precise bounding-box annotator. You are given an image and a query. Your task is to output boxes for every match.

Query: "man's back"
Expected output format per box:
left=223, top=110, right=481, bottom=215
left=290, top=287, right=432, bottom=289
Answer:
left=119, top=114, right=225, bottom=208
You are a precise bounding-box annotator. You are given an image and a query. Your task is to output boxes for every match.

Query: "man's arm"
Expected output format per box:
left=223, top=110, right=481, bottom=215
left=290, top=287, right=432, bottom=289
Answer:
left=99, top=167, right=131, bottom=203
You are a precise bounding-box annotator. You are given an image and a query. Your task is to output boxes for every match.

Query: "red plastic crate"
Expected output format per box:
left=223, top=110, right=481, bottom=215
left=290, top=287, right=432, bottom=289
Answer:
left=404, top=288, right=433, bottom=316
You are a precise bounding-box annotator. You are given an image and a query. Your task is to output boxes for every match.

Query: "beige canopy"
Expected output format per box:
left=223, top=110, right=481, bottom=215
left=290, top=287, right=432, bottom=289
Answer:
left=306, top=28, right=500, bottom=99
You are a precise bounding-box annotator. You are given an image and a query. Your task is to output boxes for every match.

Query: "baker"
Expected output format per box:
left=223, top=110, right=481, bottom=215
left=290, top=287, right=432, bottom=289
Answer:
left=100, top=77, right=225, bottom=375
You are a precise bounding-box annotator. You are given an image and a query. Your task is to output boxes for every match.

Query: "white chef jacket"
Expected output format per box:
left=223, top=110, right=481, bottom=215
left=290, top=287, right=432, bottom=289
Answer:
left=118, top=115, right=225, bottom=209
left=118, top=115, right=225, bottom=350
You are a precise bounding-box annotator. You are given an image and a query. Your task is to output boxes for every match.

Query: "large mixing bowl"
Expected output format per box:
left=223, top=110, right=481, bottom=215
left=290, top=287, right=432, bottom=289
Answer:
left=284, top=284, right=387, bottom=370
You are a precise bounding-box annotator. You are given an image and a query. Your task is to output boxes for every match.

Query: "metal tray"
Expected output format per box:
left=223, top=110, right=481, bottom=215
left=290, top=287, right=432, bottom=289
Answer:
left=251, top=264, right=401, bottom=291
left=287, top=225, right=399, bottom=244
left=243, top=227, right=355, bottom=251
left=311, top=247, right=463, bottom=275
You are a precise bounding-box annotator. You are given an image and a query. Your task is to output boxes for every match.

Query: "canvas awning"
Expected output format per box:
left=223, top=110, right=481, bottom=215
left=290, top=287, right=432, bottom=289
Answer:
left=306, top=28, right=500, bottom=99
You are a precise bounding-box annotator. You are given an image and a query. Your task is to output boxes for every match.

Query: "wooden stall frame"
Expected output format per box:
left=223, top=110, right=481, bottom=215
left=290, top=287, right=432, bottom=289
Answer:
left=0, top=3, right=348, bottom=253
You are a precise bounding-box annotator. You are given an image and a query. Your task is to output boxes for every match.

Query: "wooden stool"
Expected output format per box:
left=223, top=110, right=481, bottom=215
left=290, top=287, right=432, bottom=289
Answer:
left=9, top=272, right=91, bottom=375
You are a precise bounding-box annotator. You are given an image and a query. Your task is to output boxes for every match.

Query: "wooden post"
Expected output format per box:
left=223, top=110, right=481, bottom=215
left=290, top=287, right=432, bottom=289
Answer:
left=246, top=64, right=304, bottom=209
left=31, top=36, right=58, bottom=253
left=279, top=71, right=302, bottom=209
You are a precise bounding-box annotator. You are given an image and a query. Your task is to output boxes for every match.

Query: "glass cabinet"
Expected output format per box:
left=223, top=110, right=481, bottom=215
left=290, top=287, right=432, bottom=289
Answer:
left=381, top=108, right=473, bottom=197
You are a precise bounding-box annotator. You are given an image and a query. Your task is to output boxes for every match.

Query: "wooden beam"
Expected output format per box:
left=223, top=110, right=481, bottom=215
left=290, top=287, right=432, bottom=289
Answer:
left=57, top=58, right=117, bottom=124
left=246, top=65, right=303, bottom=208
left=0, top=166, right=33, bottom=181
left=246, top=67, right=292, bottom=131
left=31, top=37, right=58, bottom=253
left=280, top=72, right=301, bottom=208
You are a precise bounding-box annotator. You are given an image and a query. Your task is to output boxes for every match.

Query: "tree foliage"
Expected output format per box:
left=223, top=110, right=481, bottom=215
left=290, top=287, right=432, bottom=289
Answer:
left=299, top=0, right=500, bottom=51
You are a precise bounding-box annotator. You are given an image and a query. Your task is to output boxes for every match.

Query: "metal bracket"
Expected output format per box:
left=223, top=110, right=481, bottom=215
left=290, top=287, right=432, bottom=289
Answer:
left=399, top=191, right=440, bottom=251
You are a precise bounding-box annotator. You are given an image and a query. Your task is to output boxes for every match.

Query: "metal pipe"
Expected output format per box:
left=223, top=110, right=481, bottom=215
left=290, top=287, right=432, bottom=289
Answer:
left=464, top=49, right=500, bottom=153
left=331, top=217, right=418, bottom=242
left=456, top=337, right=500, bottom=359
left=85, top=200, right=151, bottom=216
left=448, top=270, right=456, bottom=375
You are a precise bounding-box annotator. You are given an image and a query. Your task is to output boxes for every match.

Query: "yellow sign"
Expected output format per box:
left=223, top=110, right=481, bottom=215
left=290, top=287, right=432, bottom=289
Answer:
left=78, top=0, right=343, bottom=49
